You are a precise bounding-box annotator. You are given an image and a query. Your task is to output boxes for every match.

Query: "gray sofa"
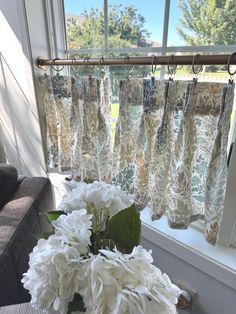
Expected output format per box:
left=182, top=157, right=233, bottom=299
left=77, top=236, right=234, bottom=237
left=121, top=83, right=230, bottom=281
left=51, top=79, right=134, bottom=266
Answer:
left=0, top=164, right=54, bottom=306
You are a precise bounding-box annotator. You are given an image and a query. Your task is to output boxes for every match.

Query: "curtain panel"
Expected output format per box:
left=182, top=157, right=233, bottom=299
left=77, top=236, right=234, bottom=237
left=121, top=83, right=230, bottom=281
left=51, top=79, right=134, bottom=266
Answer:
left=38, top=75, right=234, bottom=245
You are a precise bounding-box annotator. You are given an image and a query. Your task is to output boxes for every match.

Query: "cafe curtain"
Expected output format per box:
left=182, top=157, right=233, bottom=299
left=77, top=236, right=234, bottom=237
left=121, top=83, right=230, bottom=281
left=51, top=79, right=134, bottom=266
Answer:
left=38, top=75, right=234, bottom=244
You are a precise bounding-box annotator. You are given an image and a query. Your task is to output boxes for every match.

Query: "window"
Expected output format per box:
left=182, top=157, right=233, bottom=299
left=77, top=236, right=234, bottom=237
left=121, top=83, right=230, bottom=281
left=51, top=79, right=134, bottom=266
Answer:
left=59, top=0, right=236, bottom=247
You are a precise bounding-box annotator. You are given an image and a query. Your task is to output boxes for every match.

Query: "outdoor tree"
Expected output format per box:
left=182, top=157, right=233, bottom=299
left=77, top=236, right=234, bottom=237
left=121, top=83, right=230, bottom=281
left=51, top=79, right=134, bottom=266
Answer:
left=67, top=4, right=150, bottom=49
left=67, top=4, right=152, bottom=81
left=177, top=0, right=236, bottom=45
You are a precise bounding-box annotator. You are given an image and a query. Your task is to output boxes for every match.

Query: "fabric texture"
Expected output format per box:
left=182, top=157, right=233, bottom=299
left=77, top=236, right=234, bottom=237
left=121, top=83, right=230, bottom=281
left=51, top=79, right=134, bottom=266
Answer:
left=0, top=163, right=18, bottom=209
left=39, top=74, right=112, bottom=181
left=40, top=75, right=234, bottom=245
left=0, top=176, right=54, bottom=306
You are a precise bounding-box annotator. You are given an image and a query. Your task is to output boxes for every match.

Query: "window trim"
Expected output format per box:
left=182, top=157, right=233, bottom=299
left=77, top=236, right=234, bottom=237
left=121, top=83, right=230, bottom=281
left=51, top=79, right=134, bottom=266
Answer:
left=141, top=208, right=236, bottom=290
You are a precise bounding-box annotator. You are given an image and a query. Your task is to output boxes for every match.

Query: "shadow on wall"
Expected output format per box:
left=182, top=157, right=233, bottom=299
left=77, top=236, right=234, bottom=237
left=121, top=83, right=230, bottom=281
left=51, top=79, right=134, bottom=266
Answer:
left=0, top=2, right=47, bottom=176
left=0, top=51, right=46, bottom=176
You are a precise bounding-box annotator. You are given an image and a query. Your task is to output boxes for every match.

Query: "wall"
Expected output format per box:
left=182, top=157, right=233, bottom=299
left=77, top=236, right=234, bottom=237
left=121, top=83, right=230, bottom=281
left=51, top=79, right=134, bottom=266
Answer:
left=0, top=0, right=46, bottom=175
left=142, top=234, right=236, bottom=314
left=23, top=0, right=67, bottom=172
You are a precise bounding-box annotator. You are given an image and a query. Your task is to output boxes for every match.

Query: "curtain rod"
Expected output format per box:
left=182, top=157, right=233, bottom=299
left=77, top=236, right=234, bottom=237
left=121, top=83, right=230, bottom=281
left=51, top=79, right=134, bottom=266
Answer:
left=37, top=54, right=236, bottom=67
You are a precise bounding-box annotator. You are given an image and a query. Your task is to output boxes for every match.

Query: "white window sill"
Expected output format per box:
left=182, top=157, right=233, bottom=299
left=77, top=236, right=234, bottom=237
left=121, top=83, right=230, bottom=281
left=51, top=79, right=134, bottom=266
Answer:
left=141, top=207, right=236, bottom=290
left=48, top=172, right=236, bottom=290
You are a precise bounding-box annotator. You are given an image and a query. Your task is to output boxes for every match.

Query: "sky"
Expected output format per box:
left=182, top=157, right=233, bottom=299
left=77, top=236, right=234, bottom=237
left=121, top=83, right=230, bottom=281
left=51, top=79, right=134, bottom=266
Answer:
left=64, top=0, right=186, bottom=46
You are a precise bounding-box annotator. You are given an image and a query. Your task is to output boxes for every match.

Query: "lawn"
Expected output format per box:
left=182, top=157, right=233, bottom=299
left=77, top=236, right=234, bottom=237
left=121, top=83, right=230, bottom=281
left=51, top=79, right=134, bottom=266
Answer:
left=111, top=103, right=119, bottom=142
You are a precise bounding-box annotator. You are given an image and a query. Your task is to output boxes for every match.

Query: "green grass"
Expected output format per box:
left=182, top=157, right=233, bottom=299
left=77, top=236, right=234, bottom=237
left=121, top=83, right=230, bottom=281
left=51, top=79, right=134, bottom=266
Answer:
left=111, top=103, right=119, bottom=119
left=111, top=103, right=120, bottom=142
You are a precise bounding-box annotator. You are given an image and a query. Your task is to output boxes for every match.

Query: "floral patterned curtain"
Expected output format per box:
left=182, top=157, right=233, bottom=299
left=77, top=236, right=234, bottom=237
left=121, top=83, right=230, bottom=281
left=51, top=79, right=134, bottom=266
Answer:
left=38, top=75, right=234, bottom=244
left=38, top=74, right=112, bottom=181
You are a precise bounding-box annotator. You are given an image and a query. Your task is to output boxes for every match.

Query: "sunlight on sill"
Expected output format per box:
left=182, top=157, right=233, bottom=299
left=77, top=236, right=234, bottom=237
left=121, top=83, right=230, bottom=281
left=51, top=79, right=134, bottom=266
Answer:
left=141, top=207, right=236, bottom=289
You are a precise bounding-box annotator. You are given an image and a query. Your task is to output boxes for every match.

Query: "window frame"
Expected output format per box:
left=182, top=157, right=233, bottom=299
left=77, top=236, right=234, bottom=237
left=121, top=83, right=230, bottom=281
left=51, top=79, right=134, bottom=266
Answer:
left=56, top=0, right=236, bottom=247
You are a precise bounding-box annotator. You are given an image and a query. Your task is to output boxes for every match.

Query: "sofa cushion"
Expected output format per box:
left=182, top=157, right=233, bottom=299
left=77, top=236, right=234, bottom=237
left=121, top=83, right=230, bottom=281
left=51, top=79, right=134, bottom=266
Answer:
left=0, top=164, right=18, bottom=209
left=0, top=176, right=54, bottom=306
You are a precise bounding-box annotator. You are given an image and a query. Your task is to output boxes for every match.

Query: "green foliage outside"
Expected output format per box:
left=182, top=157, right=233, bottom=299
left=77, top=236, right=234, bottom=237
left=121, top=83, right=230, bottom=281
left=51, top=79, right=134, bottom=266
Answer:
left=177, top=0, right=236, bottom=46
left=176, top=0, right=236, bottom=75
left=67, top=4, right=152, bottom=81
left=68, top=4, right=150, bottom=50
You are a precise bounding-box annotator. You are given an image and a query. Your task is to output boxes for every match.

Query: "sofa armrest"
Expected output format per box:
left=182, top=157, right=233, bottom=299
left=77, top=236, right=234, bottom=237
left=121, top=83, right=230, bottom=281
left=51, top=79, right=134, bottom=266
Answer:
left=17, top=175, right=26, bottom=186
left=0, top=177, right=55, bottom=306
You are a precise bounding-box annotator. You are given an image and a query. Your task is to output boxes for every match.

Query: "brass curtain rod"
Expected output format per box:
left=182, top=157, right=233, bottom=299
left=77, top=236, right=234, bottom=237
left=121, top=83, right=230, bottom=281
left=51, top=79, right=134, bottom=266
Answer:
left=37, top=54, right=236, bottom=67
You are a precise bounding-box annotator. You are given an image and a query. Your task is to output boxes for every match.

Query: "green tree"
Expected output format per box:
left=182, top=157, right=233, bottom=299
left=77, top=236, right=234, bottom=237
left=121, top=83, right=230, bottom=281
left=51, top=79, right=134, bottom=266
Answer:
left=67, top=5, right=154, bottom=93
left=67, top=4, right=150, bottom=50
left=177, top=0, right=236, bottom=45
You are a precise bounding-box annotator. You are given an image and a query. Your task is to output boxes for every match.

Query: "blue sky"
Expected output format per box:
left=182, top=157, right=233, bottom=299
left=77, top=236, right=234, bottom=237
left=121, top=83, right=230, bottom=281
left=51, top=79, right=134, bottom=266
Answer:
left=64, top=0, right=185, bottom=46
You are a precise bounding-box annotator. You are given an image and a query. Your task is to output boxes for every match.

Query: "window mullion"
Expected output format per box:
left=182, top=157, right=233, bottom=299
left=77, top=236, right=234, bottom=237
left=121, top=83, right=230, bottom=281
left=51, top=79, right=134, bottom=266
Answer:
left=160, top=0, right=170, bottom=79
left=104, top=0, right=109, bottom=55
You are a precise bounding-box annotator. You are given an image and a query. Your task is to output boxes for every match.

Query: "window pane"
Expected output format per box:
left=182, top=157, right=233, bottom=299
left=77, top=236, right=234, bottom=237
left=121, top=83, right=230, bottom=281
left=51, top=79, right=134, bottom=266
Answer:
left=168, top=0, right=236, bottom=47
left=64, top=0, right=104, bottom=49
left=108, top=0, right=165, bottom=49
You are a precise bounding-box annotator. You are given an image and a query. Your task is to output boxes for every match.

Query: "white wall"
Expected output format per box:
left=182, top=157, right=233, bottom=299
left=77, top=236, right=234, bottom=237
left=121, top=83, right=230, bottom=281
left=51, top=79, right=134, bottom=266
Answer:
left=0, top=0, right=46, bottom=176
left=142, top=236, right=236, bottom=314
left=23, top=0, right=67, bottom=172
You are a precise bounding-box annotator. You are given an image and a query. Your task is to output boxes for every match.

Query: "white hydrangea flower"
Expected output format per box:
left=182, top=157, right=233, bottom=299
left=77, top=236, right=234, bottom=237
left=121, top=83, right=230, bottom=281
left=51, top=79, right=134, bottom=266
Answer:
left=52, top=209, right=93, bottom=254
left=57, top=181, right=134, bottom=232
left=80, top=245, right=180, bottom=314
left=22, top=235, right=86, bottom=314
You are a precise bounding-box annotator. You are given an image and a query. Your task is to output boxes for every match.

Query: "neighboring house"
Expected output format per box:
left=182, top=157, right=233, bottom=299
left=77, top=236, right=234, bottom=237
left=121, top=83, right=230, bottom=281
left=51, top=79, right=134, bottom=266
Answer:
left=65, top=14, right=85, bottom=29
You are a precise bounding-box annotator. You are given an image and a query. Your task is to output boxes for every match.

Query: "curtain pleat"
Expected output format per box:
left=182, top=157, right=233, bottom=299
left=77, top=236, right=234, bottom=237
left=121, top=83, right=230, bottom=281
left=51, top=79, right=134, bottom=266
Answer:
left=38, top=75, right=72, bottom=171
left=204, top=83, right=234, bottom=244
left=39, top=74, right=234, bottom=244
left=151, top=80, right=191, bottom=220
left=165, top=82, right=234, bottom=243
left=135, top=79, right=167, bottom=208
left=112, top=79, right=143, bottom=193
left=39, top=75, right=112, bottom=180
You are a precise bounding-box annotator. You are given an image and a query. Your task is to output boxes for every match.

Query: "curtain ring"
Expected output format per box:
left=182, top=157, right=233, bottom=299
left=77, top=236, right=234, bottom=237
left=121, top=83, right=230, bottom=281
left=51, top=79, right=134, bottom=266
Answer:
left=51, top=58, right=64, bottom=72
left=83, top=57, right=94, bottom=73
left=98, top=56, right=108, bottom=75
left=192, top=54, right=203, bottom=76
left=83, top=56, right=89, bottom=70
left=227, top=52, right=236, bottom=80
left=71, top=56, right=79, bottom=76
left=152, top=55, right=157, bottom=74
left=123, top=57, right=134, bottom=74
left=167, top=55, right=177, bottom=78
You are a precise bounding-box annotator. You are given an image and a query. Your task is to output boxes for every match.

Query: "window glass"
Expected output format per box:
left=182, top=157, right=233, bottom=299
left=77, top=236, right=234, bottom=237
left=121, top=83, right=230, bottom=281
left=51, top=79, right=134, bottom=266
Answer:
left=108, top=0, right=164, bottom=49
left=64, top=0, right=104, bottom=49
left=169, top=0, right=236, bottom=47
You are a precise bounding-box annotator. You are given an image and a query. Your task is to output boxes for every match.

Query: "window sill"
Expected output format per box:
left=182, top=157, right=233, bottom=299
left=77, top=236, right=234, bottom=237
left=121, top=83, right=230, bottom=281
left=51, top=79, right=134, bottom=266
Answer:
left=48, top=172, right=236, bottom=290
left=141, top=207, right=236, bottom=290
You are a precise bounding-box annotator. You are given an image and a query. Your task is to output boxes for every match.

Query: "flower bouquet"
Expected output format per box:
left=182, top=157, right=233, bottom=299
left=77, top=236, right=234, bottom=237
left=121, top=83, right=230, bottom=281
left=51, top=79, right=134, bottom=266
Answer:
left=22, top=181, right=180, bottom=314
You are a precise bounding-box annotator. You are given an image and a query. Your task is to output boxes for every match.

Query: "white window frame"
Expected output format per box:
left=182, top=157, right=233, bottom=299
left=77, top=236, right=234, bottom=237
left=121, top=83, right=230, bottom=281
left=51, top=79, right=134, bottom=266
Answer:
left=51, top=0, right=236, bottom=248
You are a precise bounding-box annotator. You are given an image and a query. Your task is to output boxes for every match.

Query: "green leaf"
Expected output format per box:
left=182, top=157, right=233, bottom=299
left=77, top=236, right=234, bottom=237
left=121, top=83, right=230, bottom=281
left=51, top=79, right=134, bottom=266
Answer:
left=42, top=210, right=65, bottom=224
left=68, top=293, right=85, bottom=313
left=107, top=204, right=141, bottom=253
